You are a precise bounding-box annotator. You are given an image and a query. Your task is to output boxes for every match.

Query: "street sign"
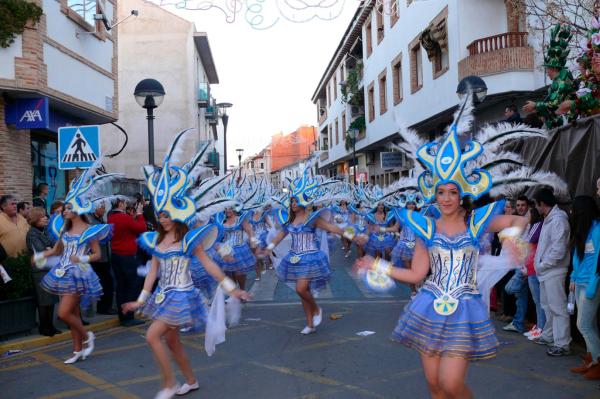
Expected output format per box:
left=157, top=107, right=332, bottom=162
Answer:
left=380, top=151, right=405, bottom=169
left=58, top=125, right=101, bottom=170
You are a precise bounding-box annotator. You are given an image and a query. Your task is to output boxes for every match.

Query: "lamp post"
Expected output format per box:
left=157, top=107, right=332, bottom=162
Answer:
left=456, top=75, right=487, bottom=140
left=348, top=127, right=359, bottom=185
left=217, top=102, right=233, bottom=175
left=236, top=148, right=244, bottom=181
left=134, top=79, right=165, bottom=166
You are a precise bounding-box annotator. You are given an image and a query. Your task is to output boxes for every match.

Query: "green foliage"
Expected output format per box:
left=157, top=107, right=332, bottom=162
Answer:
left=0, top=0, right=43, bottom=49
left=345, top=116, right=366, bottom=151
left=0, top=254, right=35, bottom=300
left=341, top=61, right=364, bottom=106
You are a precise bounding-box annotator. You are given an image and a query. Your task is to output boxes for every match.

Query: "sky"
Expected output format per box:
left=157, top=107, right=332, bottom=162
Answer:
left=157, top=1, right=359, bottom=165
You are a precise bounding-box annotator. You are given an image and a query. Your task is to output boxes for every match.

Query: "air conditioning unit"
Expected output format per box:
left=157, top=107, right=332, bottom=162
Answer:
left=365, top=151, right=375, bottom=165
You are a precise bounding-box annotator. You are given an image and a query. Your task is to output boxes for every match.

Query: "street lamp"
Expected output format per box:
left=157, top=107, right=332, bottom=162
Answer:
left=348, top=127, right=359, bottom=185
left=456, top=75, right=487, bottom=104
left=217, top=102, right=233, bottom=174
left=236, top=148, right=244, bottom=180
left=134, top=78, right=165, bottom=166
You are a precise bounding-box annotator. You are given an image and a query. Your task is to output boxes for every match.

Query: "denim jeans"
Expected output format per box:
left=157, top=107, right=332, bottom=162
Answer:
left=575, top=283, right=600, bottom=361
left=528, top=275, right=546, bottom=330
left=512, top=278, right=529, bottom=332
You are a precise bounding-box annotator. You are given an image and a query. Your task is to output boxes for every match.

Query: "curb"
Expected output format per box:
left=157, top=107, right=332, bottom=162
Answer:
left=0, top=317, right=121, bottom=353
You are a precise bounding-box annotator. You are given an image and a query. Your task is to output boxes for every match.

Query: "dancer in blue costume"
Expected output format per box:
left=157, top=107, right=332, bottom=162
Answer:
left=249, top=204, right=273, bottom=279
left=35, top=164, right=120, bottom=364
left=122, top=131, right=249, bottom=399
left=365, top=202, right=396, bottom=260
left=265, top=170, right=366, bottom=335
left=214, top=207, right=257, bottom=290
left=349, top=201, right=370, bottom=257
left=332, top=200, right=352, bottom=257
left=356, top=97, right=567, bottom=398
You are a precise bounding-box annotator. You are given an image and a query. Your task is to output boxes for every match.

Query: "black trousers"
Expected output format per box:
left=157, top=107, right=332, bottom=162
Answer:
left=91, top=261, right=114, bottom=313
left=112, top=254, right=143, bottom=322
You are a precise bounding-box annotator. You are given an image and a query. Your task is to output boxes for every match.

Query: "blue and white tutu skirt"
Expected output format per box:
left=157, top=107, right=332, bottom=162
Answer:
left=391, top=240, right=415, bottom=267
left=190, top=257, right=217, bottom=298
left=140, top=287, right=207, bottom=331
left=391, top=290, right=498, bottom=361
left=366, top=232, right=396, bottom=255
left=219, top=243, right=256, bottom=273
left=41, top=264, right=103, bottom=305
left=276, top=250, right=331, bottom=291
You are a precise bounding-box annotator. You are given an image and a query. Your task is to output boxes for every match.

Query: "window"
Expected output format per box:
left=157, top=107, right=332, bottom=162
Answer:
left=407, top=0, right=413, bottom=6
left=376, top=4, right=384, bottom=43
left=335, top=119, right=339, bottom=145
left=423, top=8, right=449, bottom=79
left=341, top=112, right=347, bottom=138
left=328, top=124, right=332, bottom=149
left=378, top=69, right=387, bottom=115
left=326, top=85, right=331, bottom=108
left=365, top=18, right=373, bottom=57
left=391, top=1, right=399, bottom=27
left=367, top=82, right=375, bottom=122
left=68, top=0, right=98, bottom=26
left=392, top=53, right=403, bottom=105
left=432, top=46, right=449, bottom=77
left=333, top=71, right=338, bottom=101
left=409, top=38, right=423, bottom=93
left=260, top=162, right=264, bottom=169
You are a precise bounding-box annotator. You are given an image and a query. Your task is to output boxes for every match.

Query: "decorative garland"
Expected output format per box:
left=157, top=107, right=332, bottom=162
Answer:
left=0, top=0, right=43, bottom=49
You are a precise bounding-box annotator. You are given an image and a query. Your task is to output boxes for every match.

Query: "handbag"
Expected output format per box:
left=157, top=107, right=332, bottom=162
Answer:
left=505, top=269, right=525, bottom=295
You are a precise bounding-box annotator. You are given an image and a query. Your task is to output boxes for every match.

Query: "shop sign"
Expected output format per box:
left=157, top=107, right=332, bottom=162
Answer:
left=4, top=97, right=50, bottom=129
left=380, top=151, right=405, bottom=169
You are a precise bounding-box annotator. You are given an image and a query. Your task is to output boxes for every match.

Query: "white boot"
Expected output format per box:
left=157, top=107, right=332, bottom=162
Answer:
left=64, top=351, right=85, bottom=364
left=83, top=331, right=95, bottom=358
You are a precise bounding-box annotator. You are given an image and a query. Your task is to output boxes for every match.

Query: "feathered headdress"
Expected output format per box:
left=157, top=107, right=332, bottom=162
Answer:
left=64, top=159, right=124, bottom=215
left=393, top=95, right=569, bottom=202
left=142, top=129, right=236, bottom=225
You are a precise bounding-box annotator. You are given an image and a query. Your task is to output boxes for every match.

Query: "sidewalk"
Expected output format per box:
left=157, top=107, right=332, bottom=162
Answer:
left=0, top=312, right=120, bottom=355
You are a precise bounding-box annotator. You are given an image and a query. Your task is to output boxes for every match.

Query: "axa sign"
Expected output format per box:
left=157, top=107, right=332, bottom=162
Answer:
left=4, top=97, right=50, bottom=129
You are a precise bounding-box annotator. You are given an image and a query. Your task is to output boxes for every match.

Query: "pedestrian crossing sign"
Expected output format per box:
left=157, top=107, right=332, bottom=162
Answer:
left=58, top=125, right=101, bottom=170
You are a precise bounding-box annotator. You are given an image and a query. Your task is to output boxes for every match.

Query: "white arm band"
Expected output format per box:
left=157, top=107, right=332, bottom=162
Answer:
left=33, top=252, right=47, bottom=269
left=342, top=227, right=355, bottom=241
left=266, top=242, right=275, bottom=251
left=136, top=290, right=151, bottom=304
left=79, top=255, right=90, bottom=263
left=219, top=277, right=237, bottom=294
left=373, top=258, right=392, bottom=276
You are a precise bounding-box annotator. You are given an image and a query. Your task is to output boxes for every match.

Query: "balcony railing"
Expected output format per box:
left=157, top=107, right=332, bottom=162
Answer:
left=467, top=32, right=528, bottom=56
left=197, top=83, right=209, bottom=107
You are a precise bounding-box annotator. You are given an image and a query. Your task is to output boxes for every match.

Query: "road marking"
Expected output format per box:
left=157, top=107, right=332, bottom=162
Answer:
left=479, top=362, right=595, bottom=390
left=247, top=299, right=406, bottom=307
left=93, top=342, right=148, bottom=356
left=249, top=361, right=385, bottom=398
left=38, top=387, right=96, bottom=399
left=116, top=362, right=232, bottom=387
left=32, top=352, right=139, bottom=399
left=0, top=360, right=43, bottom=372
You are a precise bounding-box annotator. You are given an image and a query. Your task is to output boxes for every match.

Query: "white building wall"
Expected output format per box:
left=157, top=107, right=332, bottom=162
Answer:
left=101, top=0, right=211, bottom=178
left=45, top=43, right=114, bottom=111
left=0, top=36, right=21, bottom=79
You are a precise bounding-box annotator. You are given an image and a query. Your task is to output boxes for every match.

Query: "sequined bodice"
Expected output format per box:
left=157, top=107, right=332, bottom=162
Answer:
left=157, top=251, right=193, bottom=291
left=422, top=231, right=479, bottom=298
left=222, top=227, right=244, bottom=246
left=59, top=235, right=90, bottom=266
left=287, top=224, right=319, bottom=254
left=250, top=219, right=267, bottom=236
left=399, top=225, right=415, bottom=242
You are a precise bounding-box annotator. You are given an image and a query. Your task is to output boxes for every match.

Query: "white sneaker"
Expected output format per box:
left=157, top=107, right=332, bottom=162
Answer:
left=527, top=328, right=543, bottom=341
left=313, top=308, right=323, bottom=327
left=176, top=381, right=199, bottom=396
left=523, top=325, right=537, bottom=337
left=82, top=331, right=95, bottom=358
left=300, top=326, right=316, bottom=335
left=154, top=385, right=180, bottom=399
left=64, top=351, right=85, bottom=364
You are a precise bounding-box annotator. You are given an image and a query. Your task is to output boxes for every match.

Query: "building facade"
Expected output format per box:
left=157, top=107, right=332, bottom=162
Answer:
left=100, top=0, right=222, bottom=179
left=312, top=0, right=544, bottom=187
left=1, top=0, right=118, bottom=203
left=242, top=146, right=271, bottom=178
left=269, top=126, right=317, bottom=188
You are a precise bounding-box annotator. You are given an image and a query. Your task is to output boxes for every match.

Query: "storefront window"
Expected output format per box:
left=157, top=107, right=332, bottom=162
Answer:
left=31, top=135, right=67, bottom=207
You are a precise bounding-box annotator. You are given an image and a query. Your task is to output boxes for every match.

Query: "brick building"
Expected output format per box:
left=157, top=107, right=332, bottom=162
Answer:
left=269, top=126, right=317, bottom=188
left=0, top=0, right=118, bottom=205
left=312, top=0, right=546, bottom=186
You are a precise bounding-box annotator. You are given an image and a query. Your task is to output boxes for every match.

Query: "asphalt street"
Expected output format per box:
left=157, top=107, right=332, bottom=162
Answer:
left=1, top=243, right=599, bottom=399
